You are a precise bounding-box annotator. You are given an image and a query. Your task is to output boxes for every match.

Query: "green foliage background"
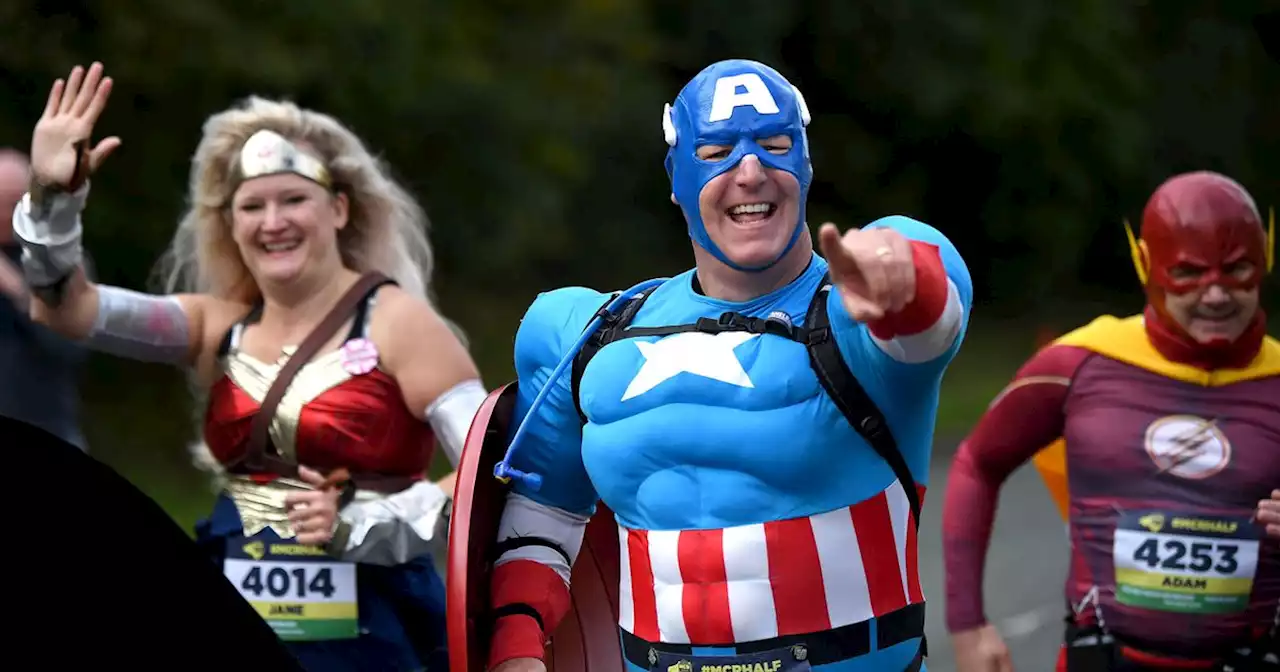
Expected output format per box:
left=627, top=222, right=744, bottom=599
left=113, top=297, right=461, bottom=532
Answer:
left=1, top=2, right=1275, bottom=528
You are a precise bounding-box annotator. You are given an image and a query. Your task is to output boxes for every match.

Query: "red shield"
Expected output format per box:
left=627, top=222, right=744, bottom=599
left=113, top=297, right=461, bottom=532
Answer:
left=447, top=383, right=626, bottom=672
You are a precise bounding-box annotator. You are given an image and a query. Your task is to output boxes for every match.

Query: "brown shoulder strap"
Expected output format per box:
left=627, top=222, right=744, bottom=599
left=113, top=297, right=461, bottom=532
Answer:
left=239, top=272, right=391, bottom=478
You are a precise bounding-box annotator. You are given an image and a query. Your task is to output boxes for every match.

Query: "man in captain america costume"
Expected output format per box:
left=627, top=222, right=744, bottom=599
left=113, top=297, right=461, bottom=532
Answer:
left=447, top=59, right=973, bottom=672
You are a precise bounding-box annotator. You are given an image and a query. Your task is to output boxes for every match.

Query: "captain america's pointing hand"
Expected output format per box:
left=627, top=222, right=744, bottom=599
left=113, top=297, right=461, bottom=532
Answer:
left=1257, top=489, right=1280, bottom=539
left=818, top=222, right=916, bottom=322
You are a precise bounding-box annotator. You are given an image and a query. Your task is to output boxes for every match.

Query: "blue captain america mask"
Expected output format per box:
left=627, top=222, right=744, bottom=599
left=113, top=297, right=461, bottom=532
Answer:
left=663, top=60, right=813, bottom=272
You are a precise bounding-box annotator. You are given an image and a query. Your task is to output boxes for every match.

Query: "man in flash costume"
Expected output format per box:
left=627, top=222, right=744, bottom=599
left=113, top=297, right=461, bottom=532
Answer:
left=943, top=171, right=1279, bottom=672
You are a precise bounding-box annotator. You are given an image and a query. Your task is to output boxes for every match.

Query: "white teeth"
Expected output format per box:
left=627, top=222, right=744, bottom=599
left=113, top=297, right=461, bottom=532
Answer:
left=263, top=241, right=300, bottom=252
left=730, top=203, right=772, bottom=215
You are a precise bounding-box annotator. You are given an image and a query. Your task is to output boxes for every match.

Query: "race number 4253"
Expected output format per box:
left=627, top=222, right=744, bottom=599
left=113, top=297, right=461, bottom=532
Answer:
left=1129, top=538, right=1240, bottom=575
left=1112, top=511, right=1259, bottom=615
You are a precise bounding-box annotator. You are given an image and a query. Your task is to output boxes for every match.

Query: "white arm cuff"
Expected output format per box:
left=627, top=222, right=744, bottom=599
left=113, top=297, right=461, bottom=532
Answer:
left=494, top=493, right=590, bottom=585
left=424, top=378, right=487, bottom=467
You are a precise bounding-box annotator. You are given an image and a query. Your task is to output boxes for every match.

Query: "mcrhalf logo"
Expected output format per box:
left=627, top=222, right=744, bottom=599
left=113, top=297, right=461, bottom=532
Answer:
left=242, top=540, right=266, bottom=561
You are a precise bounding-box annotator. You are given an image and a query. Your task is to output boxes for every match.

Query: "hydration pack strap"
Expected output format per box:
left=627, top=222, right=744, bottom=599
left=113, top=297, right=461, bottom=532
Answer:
left=567, top=274, right=928, bottom=659
left=571, top=288, right=658, bottom=425
left=567, top=274, right=922, bottom=528
left=802, top=278, right=922, bottom=528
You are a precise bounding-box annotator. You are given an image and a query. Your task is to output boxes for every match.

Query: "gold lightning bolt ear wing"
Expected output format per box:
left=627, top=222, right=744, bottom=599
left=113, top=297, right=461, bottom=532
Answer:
left=1266, top=206, right=1274, bottom=273
left=1124, top=219, right=1149, bottom=285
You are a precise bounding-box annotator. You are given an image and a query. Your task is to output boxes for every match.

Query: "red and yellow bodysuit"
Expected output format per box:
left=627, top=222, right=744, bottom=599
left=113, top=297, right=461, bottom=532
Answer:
left=205, top=298, right=434, bottom=499
left=943, top=171, right=1279, bottom=670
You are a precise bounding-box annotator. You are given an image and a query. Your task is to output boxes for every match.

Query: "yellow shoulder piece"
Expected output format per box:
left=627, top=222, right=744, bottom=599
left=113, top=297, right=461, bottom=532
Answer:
left=1050, top=314, right=1280, bottom=386
left=1032, top=315, right=1280, bottom=521
left=1031, top=438, right=1070, bottom=522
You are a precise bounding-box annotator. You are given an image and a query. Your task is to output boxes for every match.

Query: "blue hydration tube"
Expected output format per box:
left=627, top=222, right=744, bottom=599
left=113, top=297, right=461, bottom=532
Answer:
left=492, top=277, right=669, bottom=491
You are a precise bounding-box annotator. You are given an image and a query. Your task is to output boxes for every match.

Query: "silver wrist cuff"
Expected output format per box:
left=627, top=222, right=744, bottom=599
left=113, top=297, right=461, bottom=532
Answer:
left=12, top=183, right=89, bottom=288
left=87, top=285, right=191, bottom=364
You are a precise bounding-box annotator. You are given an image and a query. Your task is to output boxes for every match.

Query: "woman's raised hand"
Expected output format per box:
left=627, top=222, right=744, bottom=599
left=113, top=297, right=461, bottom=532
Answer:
left=30, top=62, right=122, bottom=189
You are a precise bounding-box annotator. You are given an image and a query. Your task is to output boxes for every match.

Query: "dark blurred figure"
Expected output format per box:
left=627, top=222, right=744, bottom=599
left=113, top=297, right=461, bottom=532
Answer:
left=4, top=413, right=303, bottom=670
left=0, top=148, right=88, bottom=450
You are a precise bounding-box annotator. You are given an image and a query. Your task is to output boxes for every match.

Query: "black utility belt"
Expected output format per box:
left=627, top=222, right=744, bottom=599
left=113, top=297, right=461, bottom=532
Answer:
left=620, top=602, right=925, bottom=670
left=1064, top=620, right=1278, bottom=671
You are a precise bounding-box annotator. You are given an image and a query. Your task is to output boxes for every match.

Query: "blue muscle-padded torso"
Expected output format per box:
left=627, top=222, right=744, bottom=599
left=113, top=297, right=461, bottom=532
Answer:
left=506, top=216, right=972, bottom=534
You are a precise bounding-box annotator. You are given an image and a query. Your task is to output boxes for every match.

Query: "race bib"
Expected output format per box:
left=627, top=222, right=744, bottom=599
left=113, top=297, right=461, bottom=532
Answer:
left=1112, top=510, right=1260, bottom=615
left=223, top=537, right=359, bottom=641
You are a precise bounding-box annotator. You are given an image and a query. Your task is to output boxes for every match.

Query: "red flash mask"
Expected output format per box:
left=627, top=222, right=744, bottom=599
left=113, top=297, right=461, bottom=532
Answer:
left=1127, top=171, right=1273, bottom=368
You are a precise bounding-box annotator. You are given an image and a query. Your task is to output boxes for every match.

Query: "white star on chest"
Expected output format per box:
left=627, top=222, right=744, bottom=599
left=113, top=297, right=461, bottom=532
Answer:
left=620, top=331, right=759, bottom=401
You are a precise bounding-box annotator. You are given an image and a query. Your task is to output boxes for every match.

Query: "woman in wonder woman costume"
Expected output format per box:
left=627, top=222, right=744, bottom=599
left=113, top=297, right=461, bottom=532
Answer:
left=11, top=61, right=488, bottom=671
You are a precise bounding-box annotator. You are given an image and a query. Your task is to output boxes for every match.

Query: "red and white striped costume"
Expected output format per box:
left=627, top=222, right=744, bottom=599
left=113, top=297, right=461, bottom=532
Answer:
left=617, top=479, right=926, bottom=645
left=484, top=229, right=965, bottom=668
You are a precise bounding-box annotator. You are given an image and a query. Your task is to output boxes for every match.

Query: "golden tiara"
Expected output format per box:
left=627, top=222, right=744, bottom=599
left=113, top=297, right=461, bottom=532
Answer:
left=237, top=129, right=331, bottom=188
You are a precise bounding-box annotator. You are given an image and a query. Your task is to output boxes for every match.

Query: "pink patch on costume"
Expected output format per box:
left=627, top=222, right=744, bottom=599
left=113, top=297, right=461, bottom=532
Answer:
left=340, top=338, right=379, bottom=376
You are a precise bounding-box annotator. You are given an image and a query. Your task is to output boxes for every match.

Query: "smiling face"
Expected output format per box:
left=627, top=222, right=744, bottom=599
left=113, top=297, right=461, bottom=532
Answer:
left=1139, top=171, right=1269, bottom=346
left=693, top=135, right=803, bottom=270
left=229, top=171, right=348, bottom=288
left=1161, top=275, right=1259, bottom=344
left=664, top=60, right=814, bottom=273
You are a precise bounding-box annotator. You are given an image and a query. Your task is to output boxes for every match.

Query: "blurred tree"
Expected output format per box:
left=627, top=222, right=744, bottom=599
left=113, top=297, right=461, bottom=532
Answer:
left=646, top=0, right=1275, bottom=313
left=2, top=0, right=1272, bottom=314
left=0, top=1, right=1274, bottom=499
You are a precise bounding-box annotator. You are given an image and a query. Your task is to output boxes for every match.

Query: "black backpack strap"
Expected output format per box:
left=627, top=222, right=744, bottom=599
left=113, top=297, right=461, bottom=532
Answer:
left=804, top=274, right=928, bottom=659
left=569, top=286, right=809, bottom=425
left=803, top=274, right=922, bottom=527
left=570, top=288, right=660, bottom=424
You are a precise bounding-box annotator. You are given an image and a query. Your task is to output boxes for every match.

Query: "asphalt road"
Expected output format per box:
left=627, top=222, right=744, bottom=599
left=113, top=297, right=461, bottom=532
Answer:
left=919, top=443, right=1070, bottom=671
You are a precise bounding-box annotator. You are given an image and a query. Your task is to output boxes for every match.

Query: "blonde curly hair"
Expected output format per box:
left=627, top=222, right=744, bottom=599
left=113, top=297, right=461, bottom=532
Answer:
left=153, top=97, right=466, bottom=478
left=152, top=95, right=437, bottom=307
